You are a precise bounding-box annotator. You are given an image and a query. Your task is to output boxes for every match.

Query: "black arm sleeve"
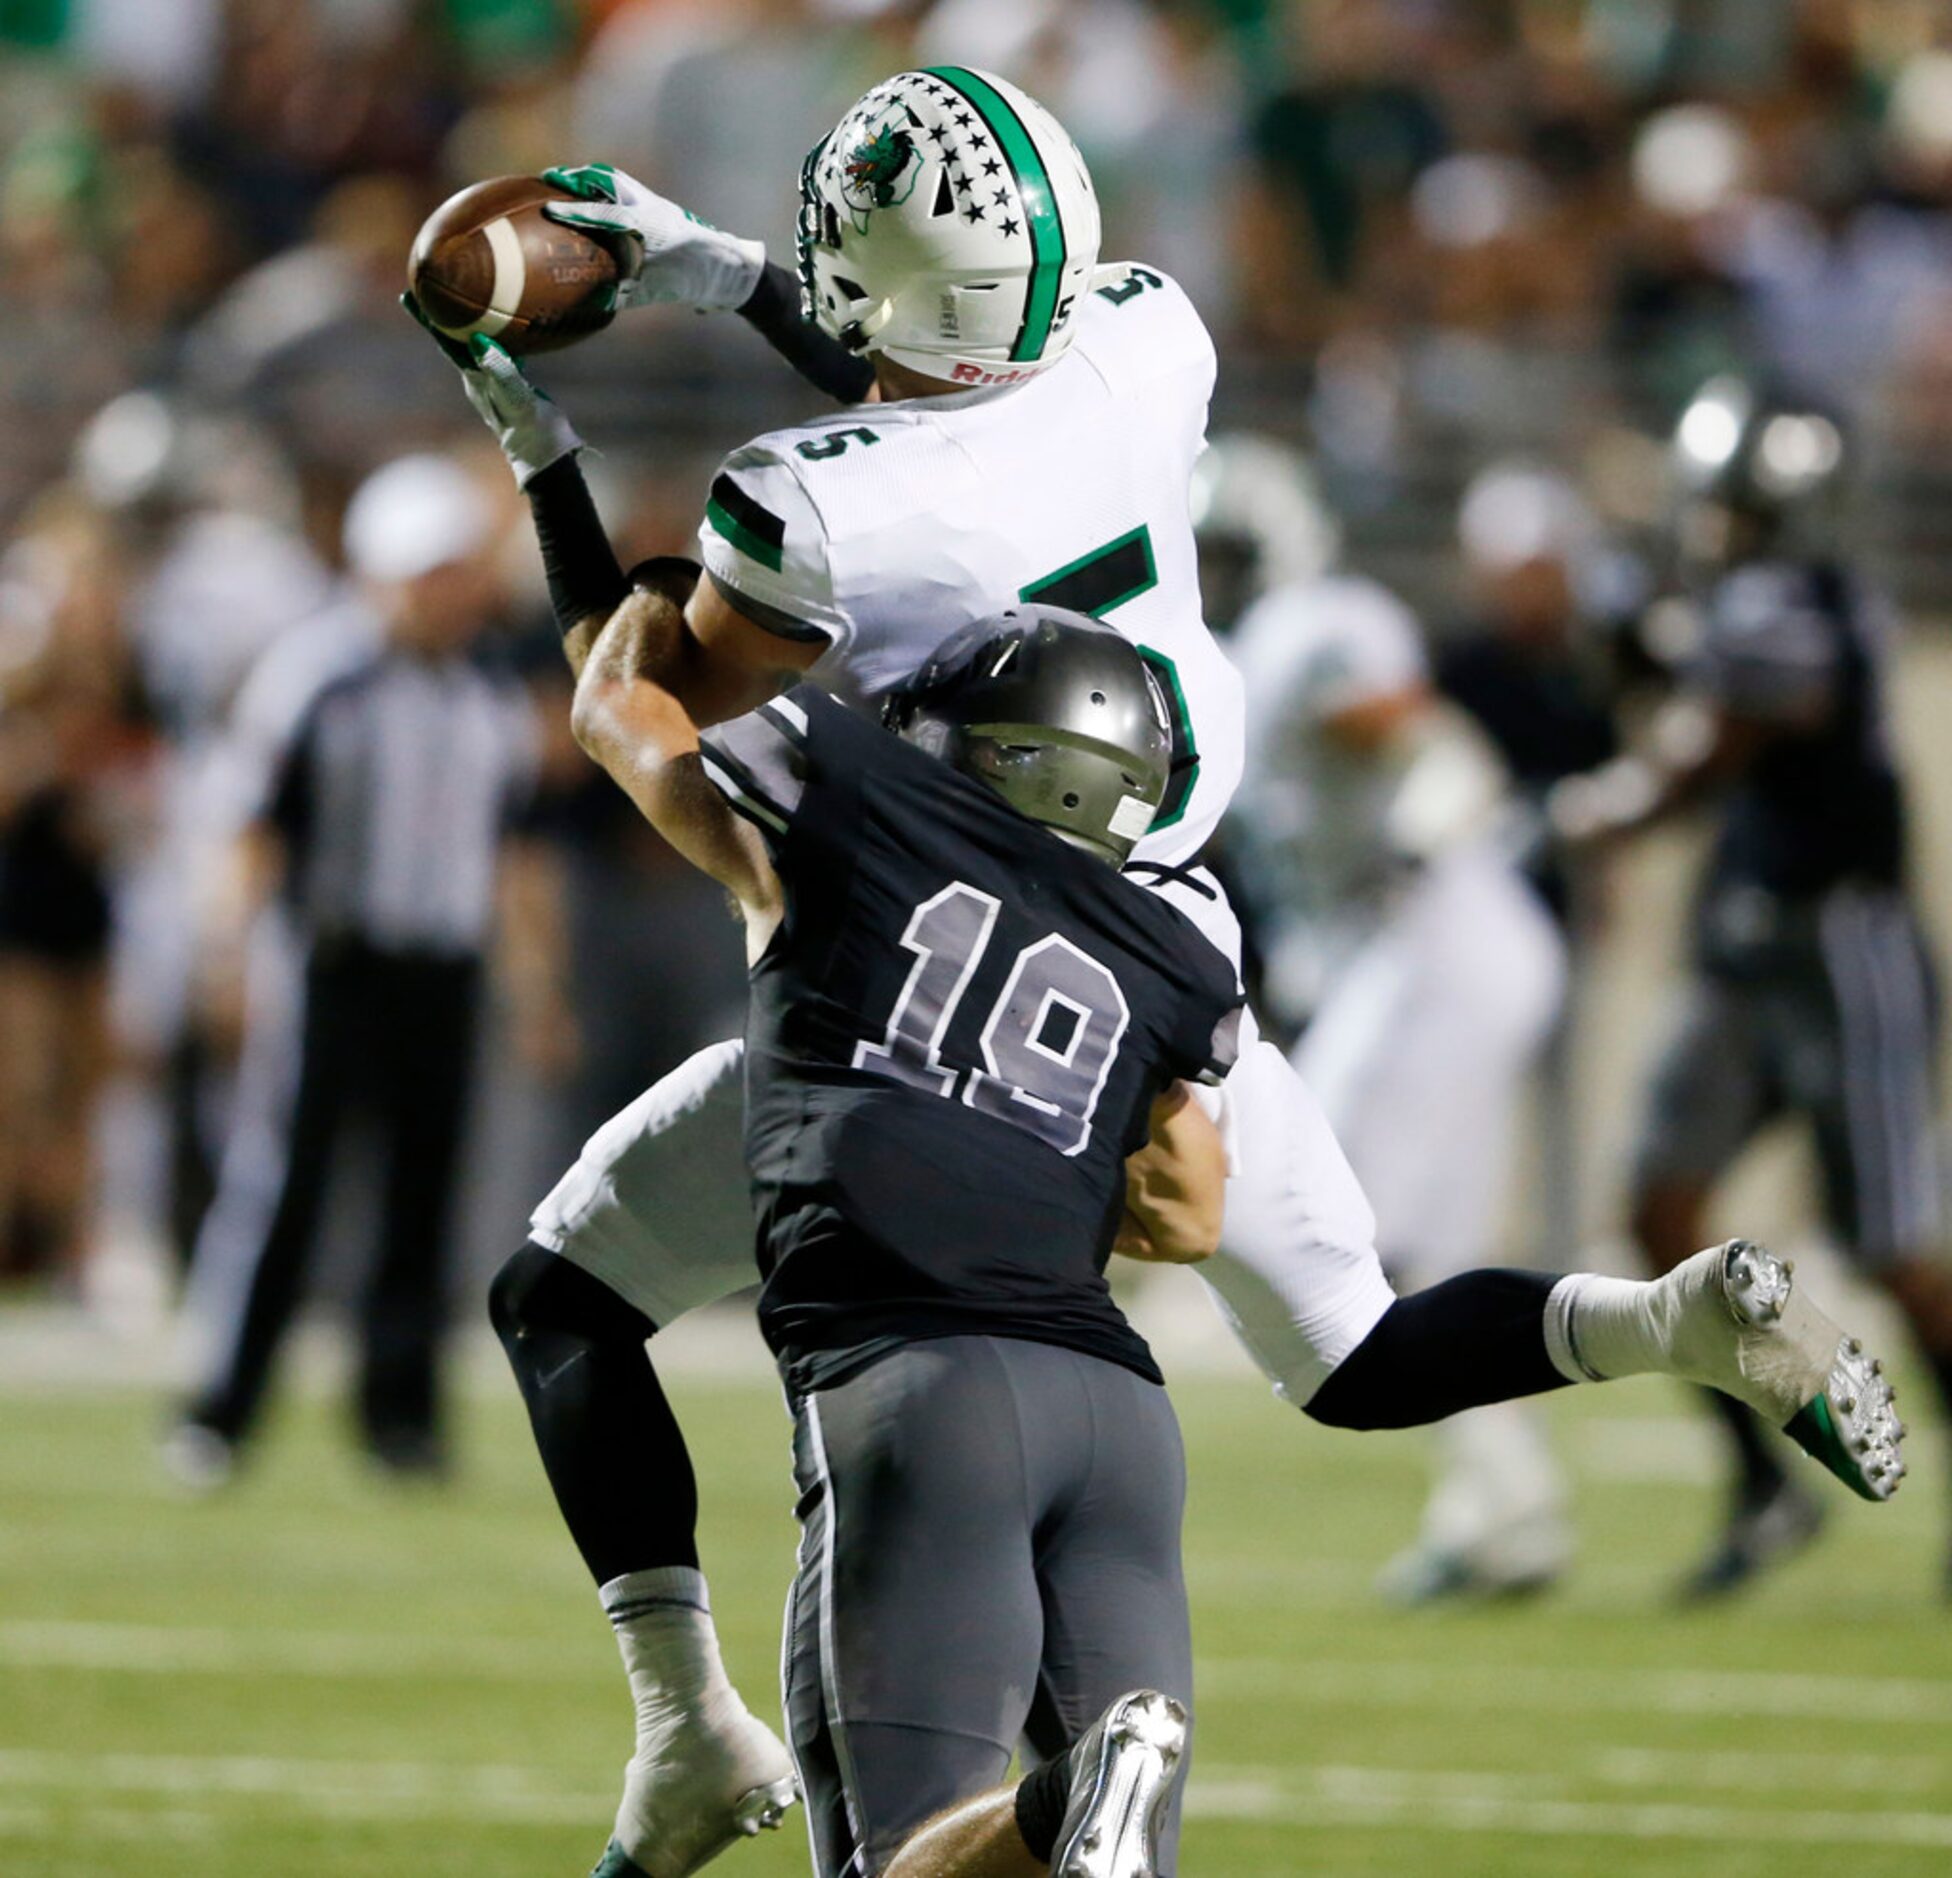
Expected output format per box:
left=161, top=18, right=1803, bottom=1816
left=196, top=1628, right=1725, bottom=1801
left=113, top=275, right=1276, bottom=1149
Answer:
left=525, top=457, right=629, bottom=640
left=737, top=262, right=876, bottom=405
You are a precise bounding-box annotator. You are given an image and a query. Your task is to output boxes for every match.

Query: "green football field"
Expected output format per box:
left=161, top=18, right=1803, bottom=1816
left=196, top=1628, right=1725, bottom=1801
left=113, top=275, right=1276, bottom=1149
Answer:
left=5, top=1342, right=1951, bottom=1878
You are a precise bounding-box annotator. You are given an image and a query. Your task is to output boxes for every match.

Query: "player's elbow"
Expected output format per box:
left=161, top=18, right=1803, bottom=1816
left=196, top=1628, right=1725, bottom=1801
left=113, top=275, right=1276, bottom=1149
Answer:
left=568, top=665, right=625, bottom=759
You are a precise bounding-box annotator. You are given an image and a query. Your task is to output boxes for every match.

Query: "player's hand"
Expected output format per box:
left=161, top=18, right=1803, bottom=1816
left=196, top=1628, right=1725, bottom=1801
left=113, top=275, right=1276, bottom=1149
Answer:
left=401, top=291, right=583, bottom=488
left=541, top=163, right=765, bottom=314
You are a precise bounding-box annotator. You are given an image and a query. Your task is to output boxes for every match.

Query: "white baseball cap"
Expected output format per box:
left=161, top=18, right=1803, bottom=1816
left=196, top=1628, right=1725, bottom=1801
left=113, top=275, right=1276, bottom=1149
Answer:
left=343, top=453, right=494, bottom=583
left=1459, top=462, right=1596, bottom=572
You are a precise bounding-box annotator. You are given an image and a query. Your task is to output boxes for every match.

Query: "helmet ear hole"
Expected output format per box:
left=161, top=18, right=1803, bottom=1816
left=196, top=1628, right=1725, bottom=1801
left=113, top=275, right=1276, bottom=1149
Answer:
left=834, top=276, right=868, bottom=301
left=1063, top=792, right=1081, bottom=810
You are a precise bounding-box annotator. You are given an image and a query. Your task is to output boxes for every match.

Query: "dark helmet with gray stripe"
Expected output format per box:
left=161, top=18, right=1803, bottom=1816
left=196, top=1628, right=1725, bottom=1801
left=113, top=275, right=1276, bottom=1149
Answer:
left=883, top=606, right=1173, bottom=865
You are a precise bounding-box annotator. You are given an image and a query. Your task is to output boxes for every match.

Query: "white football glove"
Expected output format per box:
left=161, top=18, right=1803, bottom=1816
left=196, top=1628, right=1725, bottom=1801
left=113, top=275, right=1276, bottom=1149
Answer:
left=542, top=163, right=765, bottom=314
left=403, top=293, right=583, bottom=488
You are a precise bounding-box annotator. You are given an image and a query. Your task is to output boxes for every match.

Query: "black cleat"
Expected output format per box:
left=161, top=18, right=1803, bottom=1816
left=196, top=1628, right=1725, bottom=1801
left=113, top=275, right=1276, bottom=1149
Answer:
left=1676, top=1473, right=1827, bottom=1603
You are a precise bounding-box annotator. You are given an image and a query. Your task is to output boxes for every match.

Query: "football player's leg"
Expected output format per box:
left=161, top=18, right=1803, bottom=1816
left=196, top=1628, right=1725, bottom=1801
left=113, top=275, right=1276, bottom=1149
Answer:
left=358, top=964, right=479, bottom=1468
left=1811, top=894, right=1952, bottom=1555
left=500, top=1038, right=796, bottom=1875
left=1632, top=977, right=1821, bottom=1590
left=173, top=947, right=342, bottom=1478
left=789, top=1340, right=1046, bottom=1878
left=1210, top=1035, right=1573, bottom=1426
left=1017, top=1346, right=1194, bottom=1878
left=1197, top=1028, right=1398, bottom=1405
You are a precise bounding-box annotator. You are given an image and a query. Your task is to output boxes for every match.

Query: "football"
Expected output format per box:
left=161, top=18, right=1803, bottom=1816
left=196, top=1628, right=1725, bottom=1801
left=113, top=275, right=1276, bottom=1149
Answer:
left=407, top=175, right=631, bottom=356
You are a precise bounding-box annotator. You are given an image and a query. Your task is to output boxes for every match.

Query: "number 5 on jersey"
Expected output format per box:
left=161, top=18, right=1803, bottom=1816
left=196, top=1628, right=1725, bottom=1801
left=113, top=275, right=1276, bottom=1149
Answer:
left=853, top=883, right=1130, bottom=1157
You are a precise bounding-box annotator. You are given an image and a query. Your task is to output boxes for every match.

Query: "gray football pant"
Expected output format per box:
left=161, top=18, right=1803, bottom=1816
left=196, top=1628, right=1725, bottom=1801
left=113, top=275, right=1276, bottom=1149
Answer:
left=784, top=1336, right=1191, bottom=1878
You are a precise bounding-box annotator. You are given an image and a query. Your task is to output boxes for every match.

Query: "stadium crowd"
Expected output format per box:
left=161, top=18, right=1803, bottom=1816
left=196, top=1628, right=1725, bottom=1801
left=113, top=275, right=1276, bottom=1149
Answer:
left=2, top=0, right=1950, bottom=1351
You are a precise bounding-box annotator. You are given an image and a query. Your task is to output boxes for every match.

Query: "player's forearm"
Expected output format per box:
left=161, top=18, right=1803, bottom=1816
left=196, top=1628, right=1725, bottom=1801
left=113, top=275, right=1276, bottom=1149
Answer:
left=524, top=458, right=630, bottom=677
left=1116, top=1085, right=1226, bottom=1264
left=570, top=603, right=782, bottom=935
left=1548, top=700, right=1747, bottom=845
left=737, top=262, right=876, bottom=404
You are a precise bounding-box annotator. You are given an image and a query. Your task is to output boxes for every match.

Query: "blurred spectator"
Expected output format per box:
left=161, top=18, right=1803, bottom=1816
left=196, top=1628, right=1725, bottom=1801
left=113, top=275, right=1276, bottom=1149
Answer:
left=168, top=453, right=566, bottom=1484
left=0, top=493, right=146, bottom=1280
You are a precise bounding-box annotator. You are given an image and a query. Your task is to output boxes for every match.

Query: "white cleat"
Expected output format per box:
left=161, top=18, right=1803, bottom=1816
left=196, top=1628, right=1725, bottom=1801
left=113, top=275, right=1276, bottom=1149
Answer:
left=1050, top=1690, right=1189, bottom=1878
left=1669, top=1239, right=1905, bottom=1503
left=594, top=1710, right=800, bottom=1878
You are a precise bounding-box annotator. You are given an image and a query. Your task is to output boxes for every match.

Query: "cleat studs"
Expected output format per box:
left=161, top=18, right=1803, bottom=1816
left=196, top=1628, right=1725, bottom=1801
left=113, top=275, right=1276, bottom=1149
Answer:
left=1839, top=1397, right=1857, bottom=1415
left=1847, top=1337, right=1863, bottom=1355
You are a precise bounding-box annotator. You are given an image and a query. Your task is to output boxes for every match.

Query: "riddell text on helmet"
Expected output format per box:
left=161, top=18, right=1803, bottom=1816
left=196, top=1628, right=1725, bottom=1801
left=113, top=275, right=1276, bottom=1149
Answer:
left=950, top=362, right=1041, bottom=386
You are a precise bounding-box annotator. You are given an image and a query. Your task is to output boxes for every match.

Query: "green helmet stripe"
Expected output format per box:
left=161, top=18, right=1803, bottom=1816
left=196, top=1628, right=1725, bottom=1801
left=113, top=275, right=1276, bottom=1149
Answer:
left=925, top=66, right=1067, bottom=362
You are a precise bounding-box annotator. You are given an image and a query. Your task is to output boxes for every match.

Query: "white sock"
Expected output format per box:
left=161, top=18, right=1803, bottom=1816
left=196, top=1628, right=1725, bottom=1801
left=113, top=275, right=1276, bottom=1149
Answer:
left=598, top=1567, right=791, bottom=1866
left=1542, top=1272, right=1679, bottom=1384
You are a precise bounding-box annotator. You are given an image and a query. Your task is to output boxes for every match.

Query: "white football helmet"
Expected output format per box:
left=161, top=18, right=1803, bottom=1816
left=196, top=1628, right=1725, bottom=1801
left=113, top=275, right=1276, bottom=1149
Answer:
left=1189, top=433, right=1343, bottom=594
left=796, top=67, right=1115, bottom=386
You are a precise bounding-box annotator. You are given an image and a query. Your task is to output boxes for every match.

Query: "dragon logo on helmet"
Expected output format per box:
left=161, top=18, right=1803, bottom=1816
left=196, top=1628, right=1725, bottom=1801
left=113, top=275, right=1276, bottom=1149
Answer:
left=840, top=120, right=920, bottom=231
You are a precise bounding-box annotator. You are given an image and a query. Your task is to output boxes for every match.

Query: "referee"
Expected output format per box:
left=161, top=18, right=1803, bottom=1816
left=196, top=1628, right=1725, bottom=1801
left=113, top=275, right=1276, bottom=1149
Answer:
left=170, top=454, right=560, bottom=1484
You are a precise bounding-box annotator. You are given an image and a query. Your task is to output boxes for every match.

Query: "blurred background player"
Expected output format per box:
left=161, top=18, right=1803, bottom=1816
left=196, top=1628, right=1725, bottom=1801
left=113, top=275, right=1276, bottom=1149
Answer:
left=1436, top=461, right=1626, bottom=1264
left=0, top=488, right=135, bottom=1283
left=1551, top=375, right=1952, bottom=1597
left=168, top=452, right=568, bottom=1485
left=1198, top=435, right=1572, bottom=1602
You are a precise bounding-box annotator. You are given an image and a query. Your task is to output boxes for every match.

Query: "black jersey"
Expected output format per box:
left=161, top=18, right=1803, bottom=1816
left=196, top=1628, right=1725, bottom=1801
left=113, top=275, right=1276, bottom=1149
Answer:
left=698, top=685, right=1243, bottom=1396
left=1691, top=561, right=1907, bottom=963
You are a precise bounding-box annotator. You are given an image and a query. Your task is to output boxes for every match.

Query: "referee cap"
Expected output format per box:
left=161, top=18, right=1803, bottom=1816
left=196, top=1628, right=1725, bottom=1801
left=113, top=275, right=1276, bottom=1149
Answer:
left=344, top=454, right=494, bottom=583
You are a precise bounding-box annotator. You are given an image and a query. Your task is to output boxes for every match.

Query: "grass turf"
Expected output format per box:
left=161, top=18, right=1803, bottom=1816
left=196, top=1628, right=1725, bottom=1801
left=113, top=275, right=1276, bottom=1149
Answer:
left=3, top=1354, right=1950, bottom=1877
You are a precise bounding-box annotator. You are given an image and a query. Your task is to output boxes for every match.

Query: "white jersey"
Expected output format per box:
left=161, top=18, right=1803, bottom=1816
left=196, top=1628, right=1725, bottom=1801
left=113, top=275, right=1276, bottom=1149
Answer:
left=697, top=266, right=1243, bottom=867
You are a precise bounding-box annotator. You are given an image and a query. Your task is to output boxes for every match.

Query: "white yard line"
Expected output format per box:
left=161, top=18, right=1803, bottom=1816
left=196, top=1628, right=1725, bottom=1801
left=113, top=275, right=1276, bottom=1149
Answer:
left=1193, top=1768, right=1952, bottom=1849
left=0, top=1619, right=576, bottom=1681
left=2, top=1749, right=1950, bottom=1850
left=1202, top=1653, right=1952, bottom=1724
left=12, top=1619, right=1952, bottom=1728
left=0, top=1748, right=608, bottom=1825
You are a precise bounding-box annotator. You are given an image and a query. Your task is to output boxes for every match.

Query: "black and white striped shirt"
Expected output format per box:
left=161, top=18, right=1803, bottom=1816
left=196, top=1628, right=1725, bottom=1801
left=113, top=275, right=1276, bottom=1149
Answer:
left=227, top=608, right=536, bottom=958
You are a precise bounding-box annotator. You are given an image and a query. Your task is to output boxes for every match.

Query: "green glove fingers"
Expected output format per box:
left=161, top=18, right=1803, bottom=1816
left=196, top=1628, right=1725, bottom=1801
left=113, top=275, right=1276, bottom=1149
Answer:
left=400, top=290, right=474, bottom=370
left=541, top=162, right=619, bottom=203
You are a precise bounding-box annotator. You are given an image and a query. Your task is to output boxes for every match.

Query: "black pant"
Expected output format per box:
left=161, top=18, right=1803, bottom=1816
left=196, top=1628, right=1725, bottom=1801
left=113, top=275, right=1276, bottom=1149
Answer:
left=185, top=939, right=481, bottom=1447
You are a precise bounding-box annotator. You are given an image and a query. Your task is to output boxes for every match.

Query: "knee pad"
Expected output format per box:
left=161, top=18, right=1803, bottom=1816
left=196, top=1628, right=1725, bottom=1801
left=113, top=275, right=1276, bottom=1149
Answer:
left=489, top=1241, right=654, bottom=1351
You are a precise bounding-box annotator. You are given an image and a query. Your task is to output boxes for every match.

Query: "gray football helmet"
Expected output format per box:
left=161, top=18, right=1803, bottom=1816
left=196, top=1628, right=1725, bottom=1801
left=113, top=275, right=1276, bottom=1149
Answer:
left=883, top=605, right=1173, bottom=865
